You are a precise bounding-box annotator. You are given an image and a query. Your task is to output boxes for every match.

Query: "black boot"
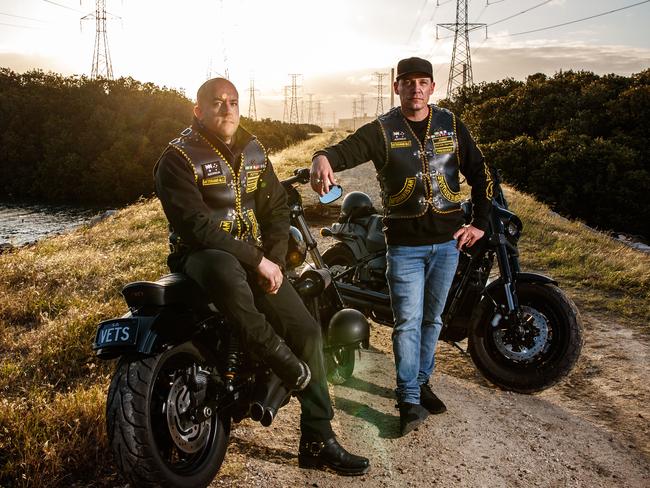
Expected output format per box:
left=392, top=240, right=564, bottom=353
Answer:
left=264, top=340, right=311, bottom=392
left=420, top=383, right=447, bottom=414
left=298, top=437, right=370, bottom=476
left=398, top=402, right=429, bottom=436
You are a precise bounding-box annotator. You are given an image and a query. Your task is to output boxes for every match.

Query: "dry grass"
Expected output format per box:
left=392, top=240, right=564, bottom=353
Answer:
left=0, top=134, right=648, bottom=485
left=271, top=130, right=348, bottom=178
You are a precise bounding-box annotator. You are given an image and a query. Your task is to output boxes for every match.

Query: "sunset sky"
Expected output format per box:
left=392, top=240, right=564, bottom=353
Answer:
left=1, top=0, right=649, bottom=122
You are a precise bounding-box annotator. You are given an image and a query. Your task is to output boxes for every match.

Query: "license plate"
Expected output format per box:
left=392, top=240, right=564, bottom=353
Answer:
left=94, top=318, right=138, bottom=349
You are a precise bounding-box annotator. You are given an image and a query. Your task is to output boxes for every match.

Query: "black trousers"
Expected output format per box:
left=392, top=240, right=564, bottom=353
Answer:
left=182, top=249, right=334, bottom=439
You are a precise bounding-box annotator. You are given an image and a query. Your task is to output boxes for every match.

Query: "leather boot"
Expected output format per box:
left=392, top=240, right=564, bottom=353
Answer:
left=264, top=340, right=311, bottom=392
left=398, top=402, right=429, bottom=436
left=298, top=436, right=370, bottom=475
left=420, top=383, right=447, bottom=414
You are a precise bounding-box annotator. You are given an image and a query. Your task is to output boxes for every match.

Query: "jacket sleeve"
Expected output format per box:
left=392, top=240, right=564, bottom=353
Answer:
left=255, top=159, right=290, bottom=268
left=313, top=121, right=387, bottom=172
left=457, top=119, right=493, bottom=232
left=154, top=149, right=264, bottom=268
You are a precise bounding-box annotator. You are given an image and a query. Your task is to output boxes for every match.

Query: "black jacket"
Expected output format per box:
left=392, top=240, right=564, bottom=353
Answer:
left=155, top=121, right=289, bottom=270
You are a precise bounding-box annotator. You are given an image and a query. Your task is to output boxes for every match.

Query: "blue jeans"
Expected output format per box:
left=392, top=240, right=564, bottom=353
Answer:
left=386, top=240, right=459, bottom=404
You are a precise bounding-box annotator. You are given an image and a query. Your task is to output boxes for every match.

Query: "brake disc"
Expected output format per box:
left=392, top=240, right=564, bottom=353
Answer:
left=166, top=376, right=211, bottom=454
left=493, top=306, right=550, bottom=362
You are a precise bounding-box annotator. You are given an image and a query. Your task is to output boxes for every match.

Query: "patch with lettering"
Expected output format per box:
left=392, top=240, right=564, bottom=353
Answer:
left=430, top=130, right=456, bottom=154
left=219, top=220, right=234, bottom=233
left=390, top=140, right=412, bottom=149
left=388, top=177, right=416, bottom=206
left=244, top=159, right=266, bottom=171
left=245, top=170, right=261, bottom=193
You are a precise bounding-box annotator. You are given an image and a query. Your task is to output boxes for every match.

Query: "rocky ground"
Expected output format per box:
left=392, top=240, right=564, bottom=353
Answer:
left=204, top=163, right=649, bottom=487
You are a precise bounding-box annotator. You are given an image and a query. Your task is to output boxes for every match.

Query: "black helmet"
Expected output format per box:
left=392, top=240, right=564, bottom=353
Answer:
left=339, top=191, right=376, bottom=222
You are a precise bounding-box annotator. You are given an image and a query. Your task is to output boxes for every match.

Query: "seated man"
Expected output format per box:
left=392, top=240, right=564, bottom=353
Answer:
left=154, top=77, right=369, bottom=475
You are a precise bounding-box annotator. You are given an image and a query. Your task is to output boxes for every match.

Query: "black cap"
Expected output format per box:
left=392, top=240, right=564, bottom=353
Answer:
left=396, top=57, right=433, bottom=81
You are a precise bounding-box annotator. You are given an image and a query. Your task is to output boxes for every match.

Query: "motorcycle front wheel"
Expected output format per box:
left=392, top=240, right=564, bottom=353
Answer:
left=106, top=341, right=230, bottom=488
left=468, top=282, right=583, bottom=393
left=322, top=243, right=356, bottom=282
left=326, top=346, right=356, bottom=385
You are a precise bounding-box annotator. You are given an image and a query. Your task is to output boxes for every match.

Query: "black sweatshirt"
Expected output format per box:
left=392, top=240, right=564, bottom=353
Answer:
left=315, top=111, right=492, bottom=246
left=154, top=122, right=290, bottom=269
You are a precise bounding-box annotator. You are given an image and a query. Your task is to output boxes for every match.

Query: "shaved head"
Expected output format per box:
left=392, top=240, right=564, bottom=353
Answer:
left=196, top=78, right=238, bottom=104
left=194, top=78, right=240, bottom=144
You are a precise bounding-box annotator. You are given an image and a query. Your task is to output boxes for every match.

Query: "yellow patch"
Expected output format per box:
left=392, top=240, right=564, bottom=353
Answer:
left=246, top=170, right=261, bottom=193
left=219, top=220, right=233, bottom=233
left=388, top=177, right=416, bottom=206
left=390, top=140, right=412, bottom=149
left=202, top=175, right=227, bottom=186
left=432, top=135, right=455, bottom=154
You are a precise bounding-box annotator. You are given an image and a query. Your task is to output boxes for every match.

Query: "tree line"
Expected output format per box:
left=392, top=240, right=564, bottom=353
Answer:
left=0, top=69, right=319, bottom=206
left=440, top=69, right=650, bottom=239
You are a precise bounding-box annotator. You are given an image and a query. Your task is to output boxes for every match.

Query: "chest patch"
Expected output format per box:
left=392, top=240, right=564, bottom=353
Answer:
left=430, top=130, right=455, bottom=154
left=202, top=161, right=226, bottom=186
left=390, top=129, right=412, bottom=149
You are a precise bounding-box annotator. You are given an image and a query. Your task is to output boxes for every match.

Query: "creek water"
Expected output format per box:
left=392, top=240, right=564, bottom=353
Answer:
left=0, top=203, right=110, bottom=246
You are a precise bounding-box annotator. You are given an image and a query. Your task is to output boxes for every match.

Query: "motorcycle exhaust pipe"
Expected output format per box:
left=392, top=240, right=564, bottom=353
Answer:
left=250, top=372, right=290, bottom=426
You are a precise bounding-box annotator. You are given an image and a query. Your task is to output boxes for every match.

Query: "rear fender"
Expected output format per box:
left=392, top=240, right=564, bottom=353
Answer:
left=94, top=306, right=202, bottom=359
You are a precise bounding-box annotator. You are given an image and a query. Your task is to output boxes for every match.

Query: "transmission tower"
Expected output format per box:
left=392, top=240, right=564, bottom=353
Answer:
left=247, top=78, right=258, bottom=120
left=373, top=72, right=387, bottom=115
left=282, top=85, right=290, bottom=123
left=358, top=93, right=366, bottom=118
left=81, top=0, right=116, bottom=79
left=306, top=93, right=314, bottom=124
left=315, top=100, right=323, bottom=127
left=437, top=0, right=486, bottom=97
left=288, top=74, right=301, bottom=124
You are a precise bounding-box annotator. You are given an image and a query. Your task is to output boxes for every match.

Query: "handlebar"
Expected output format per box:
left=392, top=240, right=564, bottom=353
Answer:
left=281, top=168, right=311, bottom=189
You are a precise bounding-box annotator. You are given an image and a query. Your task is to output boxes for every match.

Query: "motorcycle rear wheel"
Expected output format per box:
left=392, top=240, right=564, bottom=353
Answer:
left=106, top=341, right=230, bottom=488
left=468, top=282, right=583, bottom=393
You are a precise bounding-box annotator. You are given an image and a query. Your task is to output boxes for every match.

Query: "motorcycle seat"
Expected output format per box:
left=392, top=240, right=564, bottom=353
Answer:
left=122, top=273, right=211, bottom=309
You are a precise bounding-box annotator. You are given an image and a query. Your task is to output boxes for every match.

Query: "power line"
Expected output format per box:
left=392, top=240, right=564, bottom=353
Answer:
left=0, top=11, right=47, bottom=22
left=507, top=0, right=650, bottom=37
left=406, top=0, right=430, bottom=43
left=0, top=21, right=43, bottom=29
left=43, top=0, right=84, bottom=13
left=488, top=0, right=553, bottom=27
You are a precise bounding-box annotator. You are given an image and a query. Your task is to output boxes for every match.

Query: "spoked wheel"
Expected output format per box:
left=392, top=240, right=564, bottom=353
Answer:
left=326, top=346, right=356, bottom=385
left=468, top=282, right=583, bottom=393
left=106, top=341, right=230, bottom=488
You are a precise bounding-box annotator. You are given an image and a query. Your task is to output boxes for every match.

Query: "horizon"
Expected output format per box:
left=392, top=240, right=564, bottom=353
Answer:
left=1, top=0, right=649, bottom=122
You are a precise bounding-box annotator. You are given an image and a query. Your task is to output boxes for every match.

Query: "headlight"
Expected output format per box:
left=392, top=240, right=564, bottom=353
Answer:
left=504, top=217, right=523, bottom=241
left=285, top=226, right=307, bottom=270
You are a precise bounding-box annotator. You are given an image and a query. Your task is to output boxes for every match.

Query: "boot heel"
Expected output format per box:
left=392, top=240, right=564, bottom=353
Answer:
left=298, top=455, right=321, bottom=469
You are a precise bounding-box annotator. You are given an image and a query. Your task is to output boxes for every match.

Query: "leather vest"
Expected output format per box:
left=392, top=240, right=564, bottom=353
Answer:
left=168, top=126, right=267, bottom=245
left=377, top=105, right=462, bottom=219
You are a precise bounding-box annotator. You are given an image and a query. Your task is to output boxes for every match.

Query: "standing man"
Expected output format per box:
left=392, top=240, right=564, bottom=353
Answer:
left=311, top=57, right=492, bottom=436
left=154, top=77, right=369, bottom=475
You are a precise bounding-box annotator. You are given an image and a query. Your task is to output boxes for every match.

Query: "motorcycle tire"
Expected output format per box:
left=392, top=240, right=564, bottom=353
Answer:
left=323, top=243, right=356, bottom=283
left=106, top=341, right=230, bottom=488
left=326, top=346, right=356, bottom=385
left=468, top=282, right=583, bottom=394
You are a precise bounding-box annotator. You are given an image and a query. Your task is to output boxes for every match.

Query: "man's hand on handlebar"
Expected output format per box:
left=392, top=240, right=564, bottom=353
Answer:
left=310, top=155, right=337, bottom=196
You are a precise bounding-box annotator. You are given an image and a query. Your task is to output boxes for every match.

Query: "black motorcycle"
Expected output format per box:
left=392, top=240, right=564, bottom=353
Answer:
left=92, top=168, right=369, bottom=488
left=321, top=169, right=583, bottom=393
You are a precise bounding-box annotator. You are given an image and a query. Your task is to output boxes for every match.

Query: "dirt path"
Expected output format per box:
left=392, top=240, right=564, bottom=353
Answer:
left=209, top=163, right=650, bottom=488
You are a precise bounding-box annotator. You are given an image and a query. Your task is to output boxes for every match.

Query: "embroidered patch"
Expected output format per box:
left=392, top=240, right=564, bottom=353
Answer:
left=219, top=220, right=233, bottom=233
left=388, top=177, right=416, bottom=206
left=203, top=175, right=226, bottom=186
left=390, top=140, right=412, bottom=149
left=245, top=209, right=259, bottom=238
left=202, top=161, right=223, bottom=178
left=244, top=159, right=265, bottom=171
left=431, top=131, right=455, bottom=154
left=245, top=170, right=261, bottom=193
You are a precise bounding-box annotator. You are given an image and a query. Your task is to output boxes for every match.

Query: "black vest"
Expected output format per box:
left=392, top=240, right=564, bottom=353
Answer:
left=168, top=126, right=267, bottom=245
left=377, top=105, right=462, bottom=219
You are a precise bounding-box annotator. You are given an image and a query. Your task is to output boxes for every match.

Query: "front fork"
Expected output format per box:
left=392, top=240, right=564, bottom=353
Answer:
left=491, top=221, right=521, bottom=327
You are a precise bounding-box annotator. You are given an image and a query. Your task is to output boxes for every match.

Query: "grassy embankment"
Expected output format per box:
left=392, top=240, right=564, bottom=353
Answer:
left=0, top=131, right=648, bottom=486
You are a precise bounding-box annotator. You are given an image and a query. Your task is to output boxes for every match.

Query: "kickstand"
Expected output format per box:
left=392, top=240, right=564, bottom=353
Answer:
left=451, top=341, right=468, bottom=356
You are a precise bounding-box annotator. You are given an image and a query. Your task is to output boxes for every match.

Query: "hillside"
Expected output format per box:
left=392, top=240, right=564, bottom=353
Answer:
left=0, top=132, right=649, bottom=486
